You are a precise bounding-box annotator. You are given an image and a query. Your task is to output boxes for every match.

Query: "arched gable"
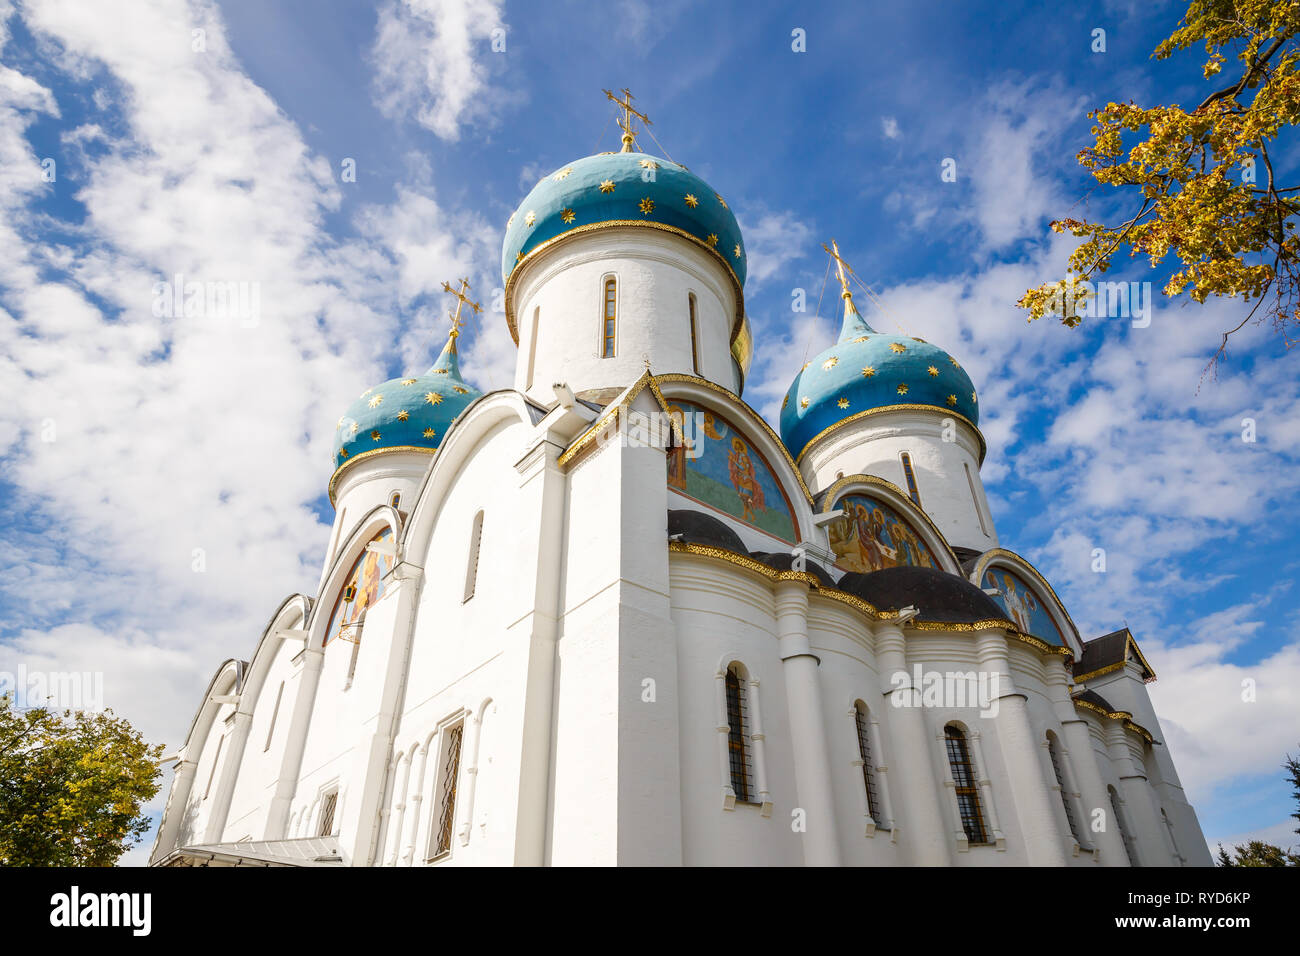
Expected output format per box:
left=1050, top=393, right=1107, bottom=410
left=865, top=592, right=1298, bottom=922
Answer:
left=967, top=549, right=1081, bottom=654
left=236, top=593, right=312, bottom=723
left=818, top=473, right=962, bottom=575
left=309, top=504, right=403, bottom=650
left=656, top=374, right=814, bottom=545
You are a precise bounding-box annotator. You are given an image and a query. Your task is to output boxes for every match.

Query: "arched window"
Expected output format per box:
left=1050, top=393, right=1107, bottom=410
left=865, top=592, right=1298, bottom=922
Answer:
left=688, top=293, right=701, bottom=374
left=725, top=664, right=755, bottom=803
left=389, top=491, right=401, bottom=510
left=526, top=306, right=540, bottom=389
left=601, top=277, right=617, bottom=358
left=854, top=702, right=881, bottom=823
left=1109, top=785, right=1138, bottom=865
left=428, top=721, right=464, bottom=860
left=900, top=452, right=921, bottom=506
left=464, top=510, right=484, bottom=602
left=1047, top=732, right=1083, bottom=845
left=944, top=725, right=989, bottom=845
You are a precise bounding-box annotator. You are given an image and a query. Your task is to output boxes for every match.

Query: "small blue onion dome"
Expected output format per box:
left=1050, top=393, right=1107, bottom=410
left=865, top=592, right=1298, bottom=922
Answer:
left=330, top=331, right=482, bottom=483
left=501, top=151, right=746, bottom=289
left=779, top=293, right=979, bottom=462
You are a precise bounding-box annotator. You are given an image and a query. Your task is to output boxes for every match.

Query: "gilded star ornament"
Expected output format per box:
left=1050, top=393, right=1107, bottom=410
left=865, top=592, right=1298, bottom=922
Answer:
left=453, top=385, right=469, bottom=394
left=339, top=449, right=348, bottom=459
left=705, top=233, right=718, bottom=247
left=425, top=392, right=443, bottom=405
left=397, top=410, right=410, bottom=422
left=912, top=337, right=927, bottom=344
left=733, top=244, right=742, bottom=259
left=716, top=194, right=727, bottom=208
left=506, top=213, right=514, bottom=229
left=837, top=397, right=849, bottom=409
left=401, top=378, right=416, bottom=386
left=854, top=336, right=869, bottom=343
left=561, top=207, right=575, bottom=224
left=368, top=394, right=383, bottom=408
left=524, top=210, right=536, bottom=227
left=599, top=179, right=615, bottom=193
left=684, top=193, right=699, bottom=208
left=639, top=197, right=655, bottom=214
left=971, top=391, right=977, bottom=403
left=554, top=167, right=573, bottom=181
left=515, top=251, right=524, bottom=262
left=360, top=388, right=372, bottom=397
left=822, top=356, right=839, bottom=370
left=371, top=430, right=382, bottom=441
left=349, top=423, right=359, bottom=435
left=951, top=357, right=961, bottom=368
left=927, top=365, right=939, bottom=377
left=861, top=366, right=876, bottom=377
left=639, top=159, right=658, bottom=170
left=897, top=384, right=909, bottom=395
left=946, top=394, right=958, bottom=406
left=889, top=342, right=906, bottom=353
left=782, top=395, right=789, bottom=409
left=799, top=397, right=809, bottom=409
left=423, top=428, right=436, bottom=439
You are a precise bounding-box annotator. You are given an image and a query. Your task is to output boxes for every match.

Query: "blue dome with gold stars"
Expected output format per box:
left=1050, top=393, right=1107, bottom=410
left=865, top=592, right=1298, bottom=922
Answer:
left=330, top=332, right=481, bottom=490
left=780, top=294, right=979, bottom=462
left=501, top=151, right=746, bottom=289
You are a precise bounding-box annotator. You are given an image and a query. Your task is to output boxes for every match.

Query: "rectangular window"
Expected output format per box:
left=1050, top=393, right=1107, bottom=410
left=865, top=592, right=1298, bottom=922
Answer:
left=602, top=278, right=617, bottom=358
left=430, top=722, right=465, bottom=859
left=526, top=306, right=540, bottom=389
left=725, top=667, right=755, bottom=803
left=318, top=790, right=338, bottom=837
left=688, top=293, right=701, bottom=374
left=901, top=452, right=921, bottom=506
left=945, top=727, right=989, bottom=845
left=263, top=681, right=285, bottom=752
left=854, top=704, right=882, bottom=824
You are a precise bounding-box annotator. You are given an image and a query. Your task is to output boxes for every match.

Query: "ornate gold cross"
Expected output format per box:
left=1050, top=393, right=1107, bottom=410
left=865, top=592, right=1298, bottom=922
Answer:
left=440, top=277, right=482, bottom=339
left=823, top=239, right=855, bottom=300
left=603, top=87, right=652, bottom=153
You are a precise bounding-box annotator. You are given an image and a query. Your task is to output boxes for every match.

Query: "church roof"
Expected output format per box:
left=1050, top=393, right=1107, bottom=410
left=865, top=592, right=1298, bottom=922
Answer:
left=1073, top=627, right=1156, bottom=682
left=501, top=151, right=746, bottom=289
left=157, top=836, right=342, bottom=867
left=779, top=296, right=979, bottom=462
left=837, top=565, right=1011, bottom=626
left=329, top=332, right=482, bottom=499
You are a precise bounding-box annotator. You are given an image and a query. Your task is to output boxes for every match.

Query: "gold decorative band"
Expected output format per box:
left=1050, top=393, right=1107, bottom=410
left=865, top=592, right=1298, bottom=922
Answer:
left=327, top=445, right=436, bottom=506
left=793, top=404, right=987, bottom=466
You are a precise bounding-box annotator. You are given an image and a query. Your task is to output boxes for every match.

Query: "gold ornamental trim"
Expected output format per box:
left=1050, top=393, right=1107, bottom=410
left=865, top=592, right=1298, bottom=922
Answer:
left=968, top=548, right=1086, bottom=658
left=1072, top=697, right=1155, bottom=744
left=792, top=404, right=987, bottom=467
left=328, top=445, right=436, bottom=506
left=555, top=370, right=676, bottom=469
left=503, top=220, right=746, bottom=346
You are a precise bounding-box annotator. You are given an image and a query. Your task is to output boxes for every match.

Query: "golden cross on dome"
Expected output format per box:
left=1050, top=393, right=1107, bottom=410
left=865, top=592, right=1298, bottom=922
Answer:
left=603, top=87, right=651, bottom=153
left=824, top=240, right=855, bottom=301
left=440, top=277, right=482, bottom=339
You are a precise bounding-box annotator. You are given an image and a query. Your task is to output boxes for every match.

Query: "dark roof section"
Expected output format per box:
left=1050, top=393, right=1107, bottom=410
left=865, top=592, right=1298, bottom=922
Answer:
left=952, top=546, right=983, bottom=571
left=836, top=565, right=1012, bottom=625
left=667, top=508, right=747, bottom=554
left=1073, top=627, right=1156, bottom=682
left=749, top=551, right=835, bottom=587
left=1072, top=689, right=1116, bottom=712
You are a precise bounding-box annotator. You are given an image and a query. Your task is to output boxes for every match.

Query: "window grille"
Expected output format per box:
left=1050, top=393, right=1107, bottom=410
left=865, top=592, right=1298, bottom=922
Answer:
left=318, top=790, right=338, bottom=836
left=432, top=723, right=464, bottom=858
left=854, top=703, right=882, bottom=823
left=1048, top=734, right=1082, bottom=844
left=945, top=725, right=989, bottom=845
left=901, top=452, right=921, bottom=505
left=602, top=278, right=617, bottom=358
left=725, top=666, right=755, bottom=803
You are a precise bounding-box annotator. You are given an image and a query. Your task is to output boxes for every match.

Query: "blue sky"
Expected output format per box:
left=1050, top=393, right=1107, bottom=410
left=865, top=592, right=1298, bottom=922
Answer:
left=0, top=0, right=1297, bottom=863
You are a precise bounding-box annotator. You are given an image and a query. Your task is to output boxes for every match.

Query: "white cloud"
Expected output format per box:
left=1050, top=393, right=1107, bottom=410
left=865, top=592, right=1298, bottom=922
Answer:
left=881, top=116, right=900, bottom=140
left=370, top=0, right=507, bottom=142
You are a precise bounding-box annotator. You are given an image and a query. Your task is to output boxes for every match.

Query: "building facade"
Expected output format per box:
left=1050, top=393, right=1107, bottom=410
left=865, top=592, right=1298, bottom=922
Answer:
left=150, top=131, right=1210, bottom=868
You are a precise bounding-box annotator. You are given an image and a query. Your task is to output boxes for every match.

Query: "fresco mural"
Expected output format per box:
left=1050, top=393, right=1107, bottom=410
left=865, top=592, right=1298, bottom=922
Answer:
left=323, top=527, right=395, bottom=645
left=666, top=400, right=797, bottom=543
left=827, top=494, right=936, bottom=573
left=982, top=567, right=1065, bottom=646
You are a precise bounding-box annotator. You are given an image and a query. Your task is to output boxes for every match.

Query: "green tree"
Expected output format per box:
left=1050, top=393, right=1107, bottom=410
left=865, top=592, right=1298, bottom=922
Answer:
left=1216, top=745, right=1300, bottom=867
left=0, top=694, right=163, bottom=866
left=1019, top=0, right=1300, bottom=360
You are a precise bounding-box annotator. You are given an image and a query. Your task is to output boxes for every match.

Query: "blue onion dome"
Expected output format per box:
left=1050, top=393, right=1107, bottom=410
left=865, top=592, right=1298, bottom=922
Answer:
left=501, top=151, right=746, bottom=337
left=779, top=292, right=979, bottom=462
left=330, top=330, right=482, bottom=490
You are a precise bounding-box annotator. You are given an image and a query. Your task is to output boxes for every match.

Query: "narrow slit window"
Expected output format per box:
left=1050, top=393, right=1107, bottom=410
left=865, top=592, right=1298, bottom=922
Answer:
left=901, top=452, right=921, bottom=506
left=526, top=306, right=540, bottom=389
left=464, top=511, right=484, bottom=602
left=964, top=462, right=990, bottom=537
left=945, top=725, right=989, bottom=845
left=318, top=790, right=338, bottom=837
left=264, top=681, right=285, bottom=752
left=602, top=278, right=617, bottom=358
left=203, top=735, right=225, bottom=800
left=430, top=722, right=464, bottom=859
left=854, top=702, right=882, bottom=824
left=389, top=492, right=401, bottom=509
left=688, top=293, right=701, bottom=374
left=725, top=665, right=755, bottom=803
left=1048, top=733, right=1082, bottom=844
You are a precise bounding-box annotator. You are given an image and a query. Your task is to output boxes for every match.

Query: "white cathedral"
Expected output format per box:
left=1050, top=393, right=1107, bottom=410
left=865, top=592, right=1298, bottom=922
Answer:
left=150, top=101, right=1211, bottom=867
